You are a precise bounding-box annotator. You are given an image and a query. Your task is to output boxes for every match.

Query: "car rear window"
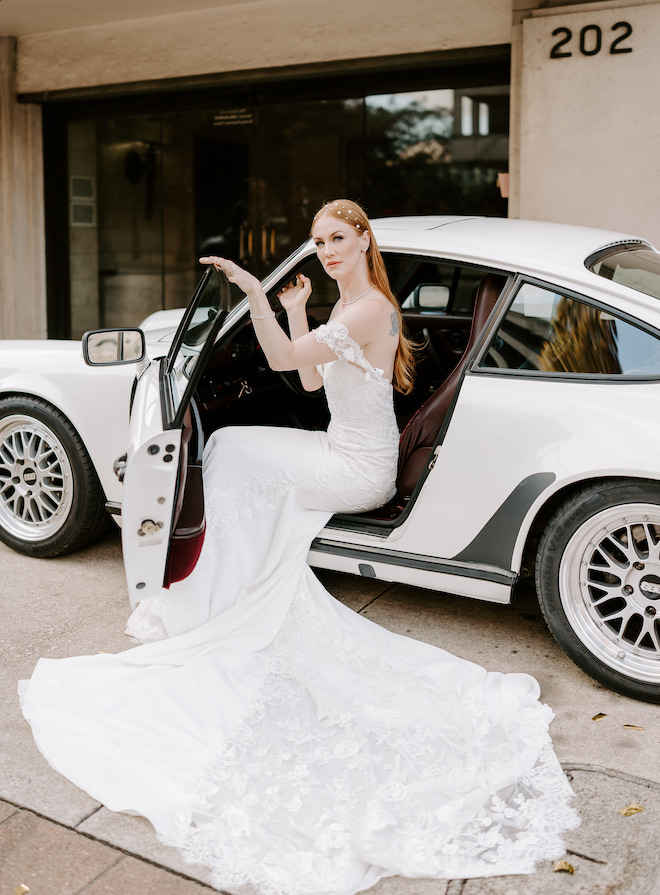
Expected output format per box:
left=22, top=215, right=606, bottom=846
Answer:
left=480, top=282, right=660, bottom=377
left=587, top=244, right=660, bottom=300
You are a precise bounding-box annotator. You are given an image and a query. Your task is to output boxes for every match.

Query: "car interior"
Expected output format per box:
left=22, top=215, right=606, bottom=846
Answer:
left=193, top=253, right=509, bottom=529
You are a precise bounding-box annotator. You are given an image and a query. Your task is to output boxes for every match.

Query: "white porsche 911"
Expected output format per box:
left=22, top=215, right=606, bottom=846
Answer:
left=2, top=216, right=660, bottom=703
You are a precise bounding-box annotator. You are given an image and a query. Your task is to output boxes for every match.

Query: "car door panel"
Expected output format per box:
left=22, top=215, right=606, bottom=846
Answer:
left=121, top=269, right=230, bottom=604
left=164, top=399, right=205, bottom=588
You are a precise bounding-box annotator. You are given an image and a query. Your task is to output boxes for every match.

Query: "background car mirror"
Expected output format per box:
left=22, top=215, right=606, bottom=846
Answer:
left=414, top=284, right=450, bottom=310
left=82, top=328, right=146, bottom=366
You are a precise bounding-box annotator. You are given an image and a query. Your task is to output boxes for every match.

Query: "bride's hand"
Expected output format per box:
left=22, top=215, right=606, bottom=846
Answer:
left=199, top=256, right=261, bottom=296
left=278, top=273, right=312, bottom=313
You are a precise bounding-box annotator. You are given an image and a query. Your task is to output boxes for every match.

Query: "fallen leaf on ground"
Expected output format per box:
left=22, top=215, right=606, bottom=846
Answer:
left=618, top=803, right=644, bottom=817
left=553, top=860, right=575, bottom=874
left=592, top=713, right=607, bottom=721
left=623, top=724, right=644, bottom=731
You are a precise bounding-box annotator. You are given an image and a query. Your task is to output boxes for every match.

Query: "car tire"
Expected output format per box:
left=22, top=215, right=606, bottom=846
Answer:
left=536, top=480, right=660, bottom=703
left=0, top=396, right=109, bottom=557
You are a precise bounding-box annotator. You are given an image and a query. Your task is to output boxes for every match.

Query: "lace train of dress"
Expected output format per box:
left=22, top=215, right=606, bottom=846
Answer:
left=19, top=321, right=578, bottom=895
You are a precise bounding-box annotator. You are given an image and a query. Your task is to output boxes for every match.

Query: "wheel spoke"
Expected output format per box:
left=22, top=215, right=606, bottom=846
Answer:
left=604, top=526, right=637, bottom=567
left=598, top=603, right=632, bottom=624
left=633, top=617, right=660, bottom=653
left=41, top=479, right=64, bottom=496
left=31, top=491, right=57, bottom=519
left=0, top=444, right=15, bottom=465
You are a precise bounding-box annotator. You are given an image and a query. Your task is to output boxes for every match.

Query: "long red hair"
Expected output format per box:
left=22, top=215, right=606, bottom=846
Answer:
left=312, top=199, right=416, bottom=394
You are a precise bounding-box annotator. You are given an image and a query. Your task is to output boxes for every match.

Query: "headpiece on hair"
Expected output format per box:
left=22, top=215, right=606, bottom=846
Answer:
left=329, top=201, right=362, bottom=229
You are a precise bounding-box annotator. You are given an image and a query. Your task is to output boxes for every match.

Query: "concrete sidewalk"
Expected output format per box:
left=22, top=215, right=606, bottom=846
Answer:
left=3, top=533, right=660, bottom=894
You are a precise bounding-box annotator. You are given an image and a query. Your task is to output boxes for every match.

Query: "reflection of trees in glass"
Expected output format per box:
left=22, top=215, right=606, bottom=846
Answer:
left=364, top=99, right=507, bottom=217
left=539, top=298, right=622, bottom=374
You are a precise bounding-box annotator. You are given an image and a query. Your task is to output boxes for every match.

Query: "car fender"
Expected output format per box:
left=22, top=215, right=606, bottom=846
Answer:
left=392, top=374, right=660, bottom=576
left=0, top=342, right=135, bottom=506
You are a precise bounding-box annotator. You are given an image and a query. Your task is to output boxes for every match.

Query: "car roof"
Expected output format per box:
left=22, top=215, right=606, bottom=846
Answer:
left=369, top=215, right=654, bottom=289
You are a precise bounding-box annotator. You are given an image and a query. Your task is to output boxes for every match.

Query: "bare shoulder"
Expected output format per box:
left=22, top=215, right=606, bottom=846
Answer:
left=343, top=291, right=393, bottom=324
left=332, top=291, right=398, bottom=345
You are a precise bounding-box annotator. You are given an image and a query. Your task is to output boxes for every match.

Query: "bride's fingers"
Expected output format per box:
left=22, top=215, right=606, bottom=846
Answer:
left=199, top=256, right=243, bottom=280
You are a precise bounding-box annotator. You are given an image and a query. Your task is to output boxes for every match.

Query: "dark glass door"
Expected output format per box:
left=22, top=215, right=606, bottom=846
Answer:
left=62, top=80, right=509, bottom=337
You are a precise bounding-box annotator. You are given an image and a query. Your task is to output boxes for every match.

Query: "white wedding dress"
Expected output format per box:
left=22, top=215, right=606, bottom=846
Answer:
left=20, top=321, right=578, bottom=895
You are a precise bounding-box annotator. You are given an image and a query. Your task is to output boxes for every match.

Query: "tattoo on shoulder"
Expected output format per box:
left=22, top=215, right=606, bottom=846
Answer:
left=389, top=311, right=399, bottom=337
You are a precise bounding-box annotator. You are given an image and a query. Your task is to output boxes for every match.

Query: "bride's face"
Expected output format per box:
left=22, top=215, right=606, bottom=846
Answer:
left=312, top=215, right=369, bottom=281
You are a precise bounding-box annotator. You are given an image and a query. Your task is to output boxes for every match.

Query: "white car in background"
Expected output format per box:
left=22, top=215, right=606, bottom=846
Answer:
left=2, top=216, right=660, bottom=704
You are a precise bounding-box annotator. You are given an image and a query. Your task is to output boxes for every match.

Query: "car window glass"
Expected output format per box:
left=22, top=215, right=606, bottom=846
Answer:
left=275, top=253, right=505, bottom=317
left=480, top=282, right=660, bottom=376
left=589, top=245, right=660, bottom=300
left=383, top=255, right=497, bottom=314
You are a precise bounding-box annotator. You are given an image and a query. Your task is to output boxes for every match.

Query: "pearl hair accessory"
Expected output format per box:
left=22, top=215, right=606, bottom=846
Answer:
left=330, top=202, right=363, bottom=229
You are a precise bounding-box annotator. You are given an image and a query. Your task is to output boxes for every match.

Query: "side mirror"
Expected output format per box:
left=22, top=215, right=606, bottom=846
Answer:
left=82, top=328, right=146, bottom=366
left=413, top=284, right=450, bottom=310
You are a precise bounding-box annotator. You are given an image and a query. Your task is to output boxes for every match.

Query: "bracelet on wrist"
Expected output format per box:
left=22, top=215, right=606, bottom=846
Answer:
left=250, top=312, right=276, bottom=320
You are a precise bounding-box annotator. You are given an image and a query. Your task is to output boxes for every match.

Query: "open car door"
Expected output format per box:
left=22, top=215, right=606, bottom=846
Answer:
left=121, top=268, right=230, bottom=607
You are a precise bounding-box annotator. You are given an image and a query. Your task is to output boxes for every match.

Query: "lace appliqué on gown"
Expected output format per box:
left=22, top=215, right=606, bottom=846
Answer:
left=313, top=321, right=387, bottom=382
left=160, top=587, right=579, bottom=895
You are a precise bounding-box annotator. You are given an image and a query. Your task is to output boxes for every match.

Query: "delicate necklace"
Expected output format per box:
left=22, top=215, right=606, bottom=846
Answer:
left=339, top=285, right=374, bottom=306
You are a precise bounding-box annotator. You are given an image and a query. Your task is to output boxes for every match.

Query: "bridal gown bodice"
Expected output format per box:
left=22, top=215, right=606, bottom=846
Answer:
left=318, top=321, right=399, bottom=509
left=20, top=319, right=578, bottom=895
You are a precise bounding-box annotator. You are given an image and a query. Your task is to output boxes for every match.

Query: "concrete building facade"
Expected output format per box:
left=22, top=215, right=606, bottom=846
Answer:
left=0, top=0, right=657, bottom=338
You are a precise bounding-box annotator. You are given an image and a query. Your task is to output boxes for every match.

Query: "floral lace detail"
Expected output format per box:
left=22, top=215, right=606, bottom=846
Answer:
left=159, top=588, right=579, bottom=895
left=313, top=321, right=388, bottom=384
left=204, top=469, right=301, bottom=550
left=125, top=599, right=169, bottom=644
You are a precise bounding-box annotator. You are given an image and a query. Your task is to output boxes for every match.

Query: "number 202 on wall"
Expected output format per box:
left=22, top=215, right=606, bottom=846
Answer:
left=550, top=22, right=633, bottom=58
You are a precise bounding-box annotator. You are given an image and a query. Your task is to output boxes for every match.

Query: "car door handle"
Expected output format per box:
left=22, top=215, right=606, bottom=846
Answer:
left=137, top=519, right=164, bottom=537
left=114, top=453, right=127, bottom=482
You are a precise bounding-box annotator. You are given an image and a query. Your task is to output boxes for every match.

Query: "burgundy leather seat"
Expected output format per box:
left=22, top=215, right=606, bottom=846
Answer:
left=396, top=274, right=507, bottom=500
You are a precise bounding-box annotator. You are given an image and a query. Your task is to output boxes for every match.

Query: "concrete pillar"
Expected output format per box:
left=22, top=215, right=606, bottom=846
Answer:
left=0, top=36, right=47, bottom=340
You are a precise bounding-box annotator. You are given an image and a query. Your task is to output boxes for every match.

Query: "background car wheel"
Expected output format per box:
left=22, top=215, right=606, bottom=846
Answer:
left=536, top=480, right=660, bottom=703
left=0, top=396, right=109, bottom=557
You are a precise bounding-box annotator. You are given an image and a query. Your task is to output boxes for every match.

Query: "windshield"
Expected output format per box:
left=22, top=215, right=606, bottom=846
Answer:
left=588, top=243, right=660, bottom=300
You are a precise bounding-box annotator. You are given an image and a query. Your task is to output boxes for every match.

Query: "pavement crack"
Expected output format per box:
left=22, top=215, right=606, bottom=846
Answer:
left=566, top=848, right=608, bottom=865
left=446, top=881, right=467, bottom=895
left=75, top=804, right=104, bottom=827
left=562, top=763, right=660, bottom=791
left=0, top=797, right=221, bottom=891
left=76, top=854, right=125, bottom=893
left=358, top=583, right=395, bottom=614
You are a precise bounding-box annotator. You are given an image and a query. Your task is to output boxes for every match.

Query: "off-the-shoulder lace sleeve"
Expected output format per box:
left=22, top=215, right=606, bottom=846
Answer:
left=313, top=321, right=371, bottom=375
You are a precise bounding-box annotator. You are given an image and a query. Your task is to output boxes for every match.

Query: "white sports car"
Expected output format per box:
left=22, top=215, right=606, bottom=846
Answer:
left=3, top=216, right=660, bottom=703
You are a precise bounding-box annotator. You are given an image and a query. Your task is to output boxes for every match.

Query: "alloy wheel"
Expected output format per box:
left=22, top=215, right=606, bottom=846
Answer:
left=0, top=414, right=74, bottom=541
left=560, top=503, right=660, bottom=685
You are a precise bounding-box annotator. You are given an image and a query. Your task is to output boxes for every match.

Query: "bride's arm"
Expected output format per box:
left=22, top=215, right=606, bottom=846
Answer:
left=199, top=256, right=391, bottom=372
left=200, top=256, right=336, bottom=375
left=279, top=276, right=324, bottom=392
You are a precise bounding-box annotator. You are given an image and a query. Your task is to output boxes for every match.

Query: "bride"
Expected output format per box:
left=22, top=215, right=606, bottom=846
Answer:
left=20, top=199, right=578, bottom=895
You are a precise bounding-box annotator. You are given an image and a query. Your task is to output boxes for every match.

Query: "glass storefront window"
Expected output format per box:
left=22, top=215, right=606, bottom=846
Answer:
left=62, top=80, right=509, bottom=338
left=365, top=86, right=509, bottom=217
